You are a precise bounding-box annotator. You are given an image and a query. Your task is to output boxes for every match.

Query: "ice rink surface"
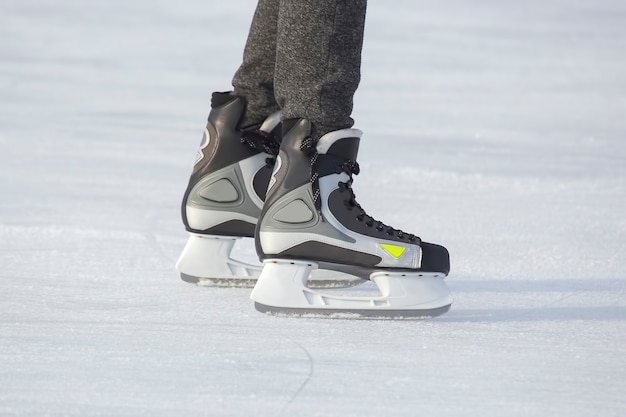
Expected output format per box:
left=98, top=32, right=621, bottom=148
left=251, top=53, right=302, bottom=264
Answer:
left=1, top=0, right=624, bottom=416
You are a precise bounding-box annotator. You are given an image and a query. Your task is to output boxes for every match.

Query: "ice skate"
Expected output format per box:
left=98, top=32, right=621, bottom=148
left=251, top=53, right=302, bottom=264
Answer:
left=250, top=119, right=453, bottom=317
left=177, top=93, right=361, bottom=288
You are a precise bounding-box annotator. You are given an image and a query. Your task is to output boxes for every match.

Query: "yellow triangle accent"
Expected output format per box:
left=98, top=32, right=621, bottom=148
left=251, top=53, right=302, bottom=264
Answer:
left=380, top=243, right=406, bottom=258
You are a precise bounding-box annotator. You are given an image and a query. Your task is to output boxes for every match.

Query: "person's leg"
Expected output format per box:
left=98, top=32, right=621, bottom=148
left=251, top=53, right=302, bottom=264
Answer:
left=274, top=0, right=366, bottom=139
left=232, top=0, right=281, bottom=129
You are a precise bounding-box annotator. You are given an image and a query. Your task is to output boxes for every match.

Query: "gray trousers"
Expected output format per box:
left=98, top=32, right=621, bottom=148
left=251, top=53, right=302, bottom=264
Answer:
left=232, top=0, right=367, bottom=139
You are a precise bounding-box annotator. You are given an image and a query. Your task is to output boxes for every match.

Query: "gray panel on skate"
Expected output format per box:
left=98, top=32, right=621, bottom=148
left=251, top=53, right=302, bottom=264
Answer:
left=187, top=163, right=261, bottom=220
left=272, top=198, right=314, bottom=223
left=261, top=183, right=355, bottom=243
left=198, top=178, right=239, bottom=203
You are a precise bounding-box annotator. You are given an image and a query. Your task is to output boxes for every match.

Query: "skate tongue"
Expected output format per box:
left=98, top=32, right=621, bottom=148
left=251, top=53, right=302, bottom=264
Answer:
left=316, top=128, right=362, bottom=161
left=259, top=111, right=282, bottom=134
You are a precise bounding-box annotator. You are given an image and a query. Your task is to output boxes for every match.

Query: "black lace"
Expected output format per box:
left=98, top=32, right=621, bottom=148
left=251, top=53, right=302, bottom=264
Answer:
left=299, top=135, right=322, bottom=211
left=338, top=160, right=421, bottom=243
left=241, top=130, right=280, bottom=167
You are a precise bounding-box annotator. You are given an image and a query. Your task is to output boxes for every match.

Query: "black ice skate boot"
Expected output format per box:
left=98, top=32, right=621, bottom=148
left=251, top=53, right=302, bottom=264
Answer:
left=250, top=119, right=453, bottom=317
left=176, top=94, right=358, bottom=288
left=176, top=92, right=281, bottom=286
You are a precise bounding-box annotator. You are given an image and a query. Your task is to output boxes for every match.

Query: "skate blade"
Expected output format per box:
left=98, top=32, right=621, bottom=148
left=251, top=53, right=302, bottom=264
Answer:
left=180, top=273, right=365, bottom=289
left=180, top=273, right=258, bottom=288
left=250, top=260, right=454, bottom=318
left=254, top=302, right=451, bottom=320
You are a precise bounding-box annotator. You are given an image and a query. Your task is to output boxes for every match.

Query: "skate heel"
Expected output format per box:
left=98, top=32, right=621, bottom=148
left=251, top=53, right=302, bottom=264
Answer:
left=251, top=259, right=453, bottom=318
left=369, top=271, right=453, bottom=312
left=176, top=233, right=260, bottom=286
left=250, top=259, right=318, bottom=308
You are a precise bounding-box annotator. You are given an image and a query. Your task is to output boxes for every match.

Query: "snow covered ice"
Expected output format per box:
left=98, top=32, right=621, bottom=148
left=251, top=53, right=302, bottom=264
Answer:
left=1, top=0, right=625, bottom=416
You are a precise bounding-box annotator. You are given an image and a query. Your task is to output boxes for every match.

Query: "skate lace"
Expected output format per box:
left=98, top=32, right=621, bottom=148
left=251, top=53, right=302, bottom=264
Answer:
left=241, top=129, right=280, bottom=167
left=338, top=160, right=421, bottom=243
left=301, top=136, right=420, bottom=243
left=300, top=136, right=323, bottom=211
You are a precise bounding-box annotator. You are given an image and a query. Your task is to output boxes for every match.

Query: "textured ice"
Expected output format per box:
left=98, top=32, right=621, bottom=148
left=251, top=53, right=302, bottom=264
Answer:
left=1, top=0, right=624, bottom=416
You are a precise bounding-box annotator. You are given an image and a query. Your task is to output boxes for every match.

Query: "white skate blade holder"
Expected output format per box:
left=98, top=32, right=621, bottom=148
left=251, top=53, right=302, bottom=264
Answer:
left=176, top=234, right=363, bottom=288
left=176, top=234, right=259, bottom=287
left=250, top=259, right=453, bottom=318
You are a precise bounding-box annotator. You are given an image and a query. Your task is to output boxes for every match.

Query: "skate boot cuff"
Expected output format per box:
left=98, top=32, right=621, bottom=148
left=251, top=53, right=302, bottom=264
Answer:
left=211, top=91, right=238, bottom=108
left=316, top=128, right=363, bottom=156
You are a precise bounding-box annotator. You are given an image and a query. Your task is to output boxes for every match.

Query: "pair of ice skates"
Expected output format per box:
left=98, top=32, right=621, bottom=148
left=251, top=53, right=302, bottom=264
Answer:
left=176, top=92, right=453, bottom=318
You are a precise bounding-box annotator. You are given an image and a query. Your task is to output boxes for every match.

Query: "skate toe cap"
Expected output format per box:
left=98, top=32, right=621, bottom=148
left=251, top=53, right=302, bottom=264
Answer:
left=420, top=242, right=450, bottom=276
